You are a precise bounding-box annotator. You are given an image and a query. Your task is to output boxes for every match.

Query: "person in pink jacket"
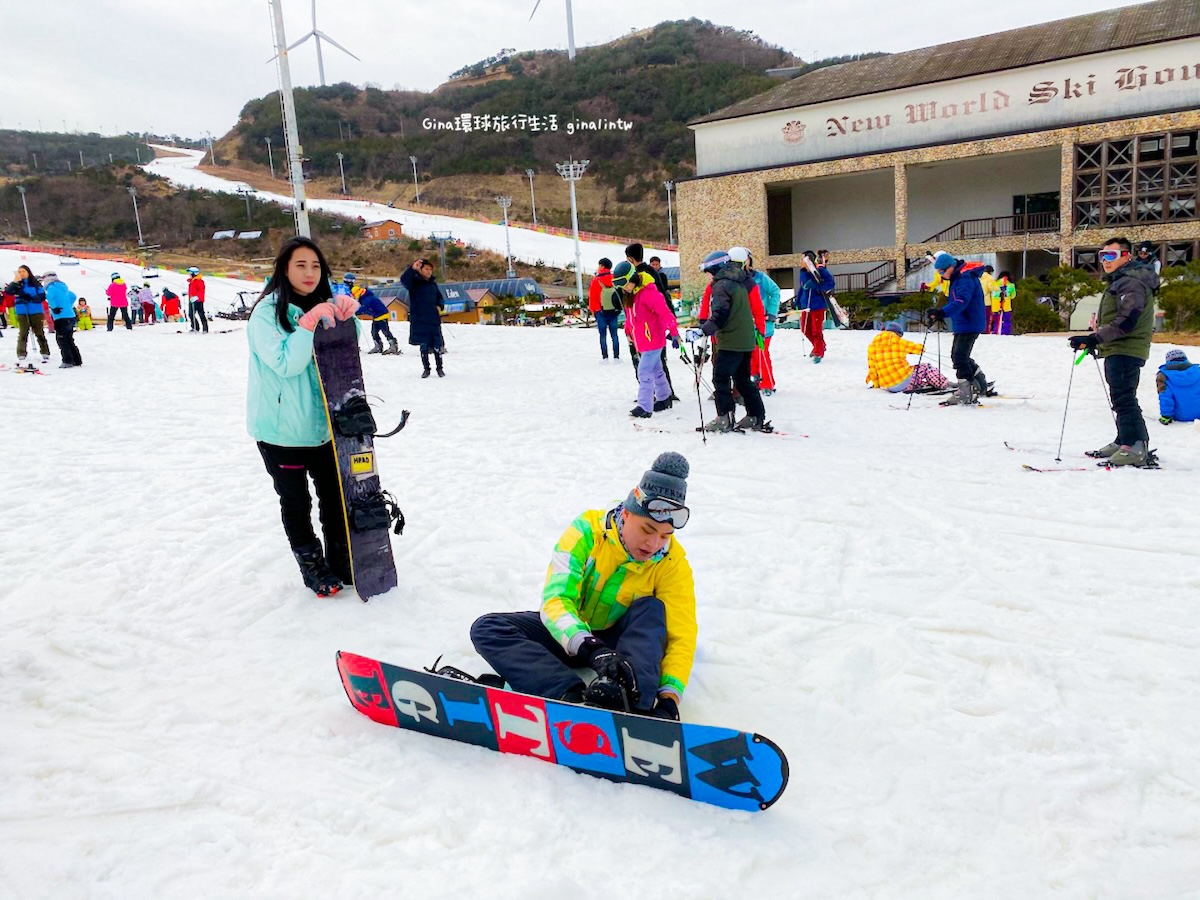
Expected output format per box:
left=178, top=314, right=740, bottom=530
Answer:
left=104, top=274, right=133, bottom=331
left=614, top=260, right=679, bottom=418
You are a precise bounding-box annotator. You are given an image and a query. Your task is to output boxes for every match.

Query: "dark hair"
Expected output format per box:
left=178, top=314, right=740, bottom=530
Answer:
left=802, top=250, right=816, bottom=261
left=257, top=236, right=333, bottom=333
left=1102, top=236, right=1132, bottom=253
left=625, top=242, right=644, bottom=263
left=983, top=265, right=995, bottom=274
left=998, top=270, right=1011, bottom=280
left=598, top=257, right=612, bottom=269
left=649, top=256, right=661, bottom=265
left=817, top=249, right=829, bottom=257
left=17, top=265, right=40, bottom=287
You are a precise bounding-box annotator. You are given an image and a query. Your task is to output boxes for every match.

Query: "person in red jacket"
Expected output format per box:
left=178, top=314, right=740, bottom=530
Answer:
left=187, top=266, right=208, bottom=333
left=587, top=258, right=620, bottom=362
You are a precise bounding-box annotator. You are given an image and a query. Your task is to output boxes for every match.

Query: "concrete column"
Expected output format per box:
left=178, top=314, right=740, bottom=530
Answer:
left=894, top=162, right=908, bottom=282
left=1059, top=141, right=1074, bottom=268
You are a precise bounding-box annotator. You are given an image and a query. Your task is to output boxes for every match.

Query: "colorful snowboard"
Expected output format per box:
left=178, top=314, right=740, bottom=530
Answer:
left=313, top=320, right=398, bottom=600
left=336, top=651, right=789, bottom=812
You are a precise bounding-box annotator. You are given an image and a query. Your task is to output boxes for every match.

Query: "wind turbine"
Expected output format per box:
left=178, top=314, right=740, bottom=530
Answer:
left=529, top=0, right=576, bottom=61
left=287, top=0, right=360, bottom=86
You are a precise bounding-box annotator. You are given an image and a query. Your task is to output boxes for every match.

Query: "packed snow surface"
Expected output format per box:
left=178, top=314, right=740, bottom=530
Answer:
left=2, top=245, right=1199, bottom=898
left=143, top=147, right=679, bottom=271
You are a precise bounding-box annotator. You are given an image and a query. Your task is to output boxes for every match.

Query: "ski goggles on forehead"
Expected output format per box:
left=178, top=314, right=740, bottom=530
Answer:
left=633, top=487, right=689, bottom=528
left=1098, top=249, right=1128, bottom=262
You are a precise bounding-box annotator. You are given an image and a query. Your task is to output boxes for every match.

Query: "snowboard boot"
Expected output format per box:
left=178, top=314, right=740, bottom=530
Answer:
left=583, top=676, right=630, bottom=712
left=1104, top=441, right=1150, bottom=467
left=701, top=412, right=736, bottom=432
left=652, top=398, right=673, bottom=412
left=367, top=343, right=383, bottom=354
left=1085, top=441, right=1121, bottom=459
left=428, top=658, right=505, bottom=689
left=293, top=542, right=343, bottom=597
left=560, top=682, right=587, bottom=704
left=629, top=405, right=651, bottom=418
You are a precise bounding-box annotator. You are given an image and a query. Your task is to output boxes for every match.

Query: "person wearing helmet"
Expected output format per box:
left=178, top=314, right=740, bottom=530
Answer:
left=187, top=266, right=208, bottom=333
left=354, top=278, right=401, bottom=355
left=138, top=282, right=156, bottom=326
left=926, top=252, right=990, bottom=405
left=732, top=247, right=779, bottom=394
left=614, top=260, right=679, bottom=418
left=105, top=273, right=133, bottom=331
left=698, top=250, right=770, bottom=432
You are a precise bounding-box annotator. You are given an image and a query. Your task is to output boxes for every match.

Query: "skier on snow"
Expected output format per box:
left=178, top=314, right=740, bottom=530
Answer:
left=925, top=252, right=990, bottom=405
left=470, top=451, right=697, bottom=720
left=348, top=273, right=400, bottom=356
left=698, top=250, right=770, bottom=432
left=614, top=260, right=680, bottom=418
left=245, top=236, right=361, bottom=597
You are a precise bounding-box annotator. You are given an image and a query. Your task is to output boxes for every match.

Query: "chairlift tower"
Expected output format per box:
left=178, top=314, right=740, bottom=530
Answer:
left=268, top=0, right=311, bottom=237
left=556, top=159, right=589, bottom=305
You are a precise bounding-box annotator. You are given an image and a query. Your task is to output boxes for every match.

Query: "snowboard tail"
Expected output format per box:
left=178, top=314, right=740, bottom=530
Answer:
left=336, top=651, right=788, bottom=812
left=313, top=320, right=401, bottom=600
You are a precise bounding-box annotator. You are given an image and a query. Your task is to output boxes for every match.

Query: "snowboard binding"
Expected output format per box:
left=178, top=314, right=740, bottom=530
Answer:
left=425, top=656, right=505, bottom=689
left=333, top=392, right=410, bottom=440
left=349, top=490, right=406, bottom=536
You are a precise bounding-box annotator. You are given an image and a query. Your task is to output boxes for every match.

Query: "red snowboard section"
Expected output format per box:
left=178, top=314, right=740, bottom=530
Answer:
left=337, top=652, right=399, bottom=727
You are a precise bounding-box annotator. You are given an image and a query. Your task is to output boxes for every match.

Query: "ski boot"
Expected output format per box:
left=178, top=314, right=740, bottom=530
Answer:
left=386, top=338, right=401, bottom=355
left=735, top=414, right=774, bottom=433
left=1103, top=441, right=1154, bottom=467
left=700, top=411, right=736, bottom=432
left=367, top=343, right=383, bottom=355
left=630, top=406, right=651, bottom=418
left=583, top=676, right=630, bottom=712
left=939, top=379, right=979, bottom=406
left=1085, top=441, right=1121, bottom=459
left=652, top=398, right=673, bottom=412
left=293, top=542, right=343, bottom=597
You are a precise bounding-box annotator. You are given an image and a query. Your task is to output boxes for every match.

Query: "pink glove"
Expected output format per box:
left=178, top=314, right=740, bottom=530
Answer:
left=297, top=302, right=336, bottom=332
left=332, top=296, right=360, bottom=321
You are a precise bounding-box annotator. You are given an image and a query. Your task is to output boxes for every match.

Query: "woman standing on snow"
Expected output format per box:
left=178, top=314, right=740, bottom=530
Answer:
left=246, top=236, right=360, bottom=598
left=10, top=266, right=50, bottom=364
left=401, top=258, right=445, bottom=378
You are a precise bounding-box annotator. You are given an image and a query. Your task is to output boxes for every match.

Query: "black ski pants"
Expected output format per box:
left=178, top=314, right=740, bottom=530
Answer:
left=713, top=348, right=764, bottom=419
left=192, top=300, right=208, bottom=333
left=470, top=597, right=667, bottom=711
left=107, top=306, right=132, bottom=331
left=257, top=441, right=352, bottom=584
left=53, top=316, right=82, bottom=366
left=370, top=320, right=395, bottom=348
left=950, top=332, right=985, bottom=384
left=1105, top=354, right=1149, bottom=446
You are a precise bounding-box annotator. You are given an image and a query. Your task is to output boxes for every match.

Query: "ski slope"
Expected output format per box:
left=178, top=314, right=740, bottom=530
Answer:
left=3, top=241, right=1199, bottom=897
left=144, top=147, right=679, bottom=272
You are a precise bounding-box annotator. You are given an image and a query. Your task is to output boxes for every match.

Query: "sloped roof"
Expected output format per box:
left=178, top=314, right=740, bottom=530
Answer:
left=692, top=0, right=1200, bottom=126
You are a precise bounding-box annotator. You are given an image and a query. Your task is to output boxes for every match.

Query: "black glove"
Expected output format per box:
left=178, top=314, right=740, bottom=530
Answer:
left=1068, top=333, right=1099, bottom=352
left=650, top=695, right=679, bottom=721
left=926, top=307, right=945, bottom=324
left=579, top=638, right=640, bottom=703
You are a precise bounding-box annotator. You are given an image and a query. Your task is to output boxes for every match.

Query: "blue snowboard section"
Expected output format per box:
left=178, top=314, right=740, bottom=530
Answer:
left=337, top=652, right=789, bottom=811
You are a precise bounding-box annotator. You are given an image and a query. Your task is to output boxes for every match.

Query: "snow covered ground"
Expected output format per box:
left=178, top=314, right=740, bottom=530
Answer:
left=144, top=147, right=679, bottom=271
left=3, top=242, right=1199, bottom=898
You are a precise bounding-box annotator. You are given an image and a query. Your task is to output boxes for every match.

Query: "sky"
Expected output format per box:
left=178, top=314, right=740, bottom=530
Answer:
left=0, top=0, right=1151, bottom=140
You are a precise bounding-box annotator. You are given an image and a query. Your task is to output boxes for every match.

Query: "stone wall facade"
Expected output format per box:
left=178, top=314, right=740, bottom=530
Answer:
left=678, top=109, right=1200, bottom=296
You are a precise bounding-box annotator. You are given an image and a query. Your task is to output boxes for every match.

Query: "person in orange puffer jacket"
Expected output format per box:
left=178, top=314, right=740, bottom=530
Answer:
left=588, top=258, right=620, bottom=362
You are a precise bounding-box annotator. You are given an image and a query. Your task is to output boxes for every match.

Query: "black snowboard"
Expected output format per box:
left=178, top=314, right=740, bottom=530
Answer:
left=313, top=319, right=399, bottom=600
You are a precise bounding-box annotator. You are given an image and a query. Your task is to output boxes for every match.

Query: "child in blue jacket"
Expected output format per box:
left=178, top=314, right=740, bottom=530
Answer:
left=1157, top=349, right=1200, bottom=424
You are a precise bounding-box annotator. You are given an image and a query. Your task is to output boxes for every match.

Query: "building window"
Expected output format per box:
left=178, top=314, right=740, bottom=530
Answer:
left=1074, top=130, right=1200, bottom=228
left=388, top=228, right=396, bottom=237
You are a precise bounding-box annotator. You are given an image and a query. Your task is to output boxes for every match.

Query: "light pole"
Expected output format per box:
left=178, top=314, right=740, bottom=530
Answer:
left=336, top=151, right=347, bottom=194
left=16, top=186, right=31, bottom=238
left=496, top=196, right=515, bottom=278
left=134, top=146, right=141, bottom=164
left=431, top=230, right=452, bottom=281
left=664, top=180, right=675, bottom=245
left=206, top=131, right=215, bottom=165
left=409, top=155, right=420, bottom=204
left=268, top=0, right=311, bottom=236
left=525, top=168, right=538, bottom=227
left=556, top=158, right=589, bottom=305
left=237, top=186, right=255, bottom=224
left=265, top=136, right=275, bottom=179
left=127, top=186, right=145, bottom=246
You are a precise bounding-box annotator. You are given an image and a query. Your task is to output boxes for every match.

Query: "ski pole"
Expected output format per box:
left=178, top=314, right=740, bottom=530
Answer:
left=1056, top=351, right=1087, bottom=461
left=684, top=340, right=707, bottom=445
left=904, top=325, right=932, bottom=412
left=1091, top=352, right=1117, bottom=430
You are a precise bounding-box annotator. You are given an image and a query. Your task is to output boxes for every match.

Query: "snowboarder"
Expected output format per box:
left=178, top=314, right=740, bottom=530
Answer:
left=613, top=260, right=679, bottom=418
left=105, top=274, right=132, bottom=331
left=43, top=272, right=82, bottom=368
left=348, top=274, right=399, bottom=356
left=698, top=250, right=770, bottom=432
left=187, top=266, right=208, bottom=333
left=246, top=236, right=361, bottom=597
left=1069, top=237, right=1158, bottom=466
left=926, top=252, right=989, bottom=405
left=796, top=250, right=835, bottom=362
left=400, top=258, right=445, bottom=378
left=865, top=322, right=948, bottom=393
left=587, top=258, right=619, bottom=362
left=470, top=451, right=697, bottom=719
left=10, top=266, right=50, bottom=364
left=1156, top=349, right=1200, bottom=425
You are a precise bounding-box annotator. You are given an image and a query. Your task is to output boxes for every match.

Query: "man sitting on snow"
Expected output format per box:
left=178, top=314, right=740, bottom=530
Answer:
left=468, top=452, right=697, bottom=720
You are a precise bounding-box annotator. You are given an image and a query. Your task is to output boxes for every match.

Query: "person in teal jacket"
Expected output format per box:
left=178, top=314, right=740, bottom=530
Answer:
left=744, top=250, right=780, bottom=394
left=247, top=236, right=361, bottom=597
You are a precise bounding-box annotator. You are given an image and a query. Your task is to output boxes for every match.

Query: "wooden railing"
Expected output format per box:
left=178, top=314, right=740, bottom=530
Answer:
left=833, top=260, right=896, bottom=293
left=923, top=211, right=1060, bottom=244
